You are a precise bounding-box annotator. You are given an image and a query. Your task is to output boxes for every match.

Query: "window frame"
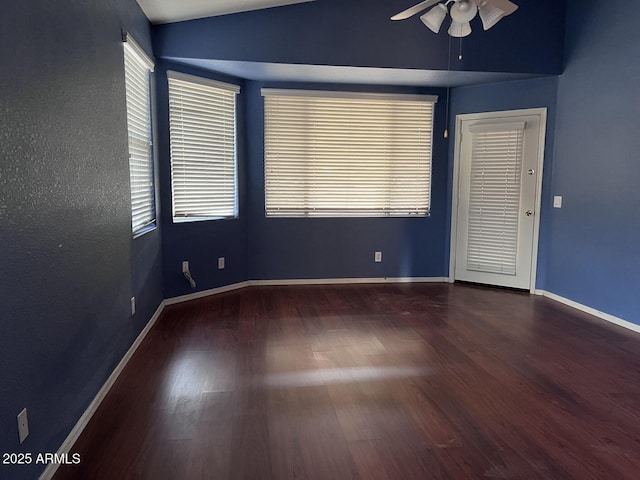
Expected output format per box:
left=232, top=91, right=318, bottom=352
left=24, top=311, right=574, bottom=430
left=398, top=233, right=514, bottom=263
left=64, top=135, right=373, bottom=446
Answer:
left=167, top=70, right=240, bottom=223
left=123, top=34, right=156, bottom=237
left=261, top=89, right=437, bottom=218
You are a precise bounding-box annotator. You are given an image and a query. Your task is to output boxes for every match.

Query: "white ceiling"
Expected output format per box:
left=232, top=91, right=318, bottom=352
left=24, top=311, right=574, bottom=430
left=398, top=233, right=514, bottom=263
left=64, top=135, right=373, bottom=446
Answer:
left=137, top=0, right=316, bottom=24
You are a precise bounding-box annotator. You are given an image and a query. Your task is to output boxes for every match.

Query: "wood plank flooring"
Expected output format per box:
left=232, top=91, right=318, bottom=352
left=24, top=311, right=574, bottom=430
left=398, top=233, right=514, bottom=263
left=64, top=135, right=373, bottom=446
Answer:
left=54, top=283, right=640, bottom=479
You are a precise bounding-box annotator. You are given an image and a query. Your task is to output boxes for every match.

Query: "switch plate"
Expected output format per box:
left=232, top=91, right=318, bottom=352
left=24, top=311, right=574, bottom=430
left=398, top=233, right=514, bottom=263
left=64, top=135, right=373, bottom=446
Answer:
left=17, top=408, right=29, bottom=444
left=374, top=251, right=382, bottom=263
left=182, top=261, right=189, bottom=273
left=553, top=196, right=563, bottom=208
left=130, top=297, right=136, bottom=316
left=218, top=257, right=225, bottom=270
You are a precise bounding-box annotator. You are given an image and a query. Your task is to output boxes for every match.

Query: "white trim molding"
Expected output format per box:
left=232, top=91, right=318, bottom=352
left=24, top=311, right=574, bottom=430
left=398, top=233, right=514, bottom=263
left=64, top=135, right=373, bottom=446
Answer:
left=536, top=290, right=640, bottom=335
left=37, top=275, right=450, bottom=479
left=39, top=301, right=166, bottom=480
left=449, top=108, right=547, bottom=294
left=261, top=88, right=438, bottom=103
left=40, top=278, right=640, bottom=480
left=164, top=277, right=449, bottom=305
left=250, top=277, right=448, bottom=287
left=164, top=281, right=251, bottom=306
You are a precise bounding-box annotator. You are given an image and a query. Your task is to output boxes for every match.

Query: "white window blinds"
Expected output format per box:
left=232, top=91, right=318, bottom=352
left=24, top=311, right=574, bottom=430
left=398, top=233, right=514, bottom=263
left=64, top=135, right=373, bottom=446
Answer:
left=262, top=89, right=436, bottom=217
left=168, top=71, right=240, bottom=221
left=466, top=122, right=526, bottom=275
left=123, top=36, right=155, bottom=234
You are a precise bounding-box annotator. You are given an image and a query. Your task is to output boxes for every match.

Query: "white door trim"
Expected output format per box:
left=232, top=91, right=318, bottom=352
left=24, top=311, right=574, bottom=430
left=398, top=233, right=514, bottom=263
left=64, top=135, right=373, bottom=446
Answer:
left=449, top=108, right=547, bottom=293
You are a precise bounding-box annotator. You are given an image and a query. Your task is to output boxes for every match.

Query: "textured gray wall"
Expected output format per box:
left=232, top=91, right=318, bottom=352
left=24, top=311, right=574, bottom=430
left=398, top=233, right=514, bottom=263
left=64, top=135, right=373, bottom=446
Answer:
left=0, top=1, right=162, bottom=478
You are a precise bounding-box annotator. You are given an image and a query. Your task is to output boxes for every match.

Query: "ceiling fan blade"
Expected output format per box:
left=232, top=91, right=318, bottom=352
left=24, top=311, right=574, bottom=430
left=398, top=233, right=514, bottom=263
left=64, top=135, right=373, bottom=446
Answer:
left=391, top=0, right=442, bottom=21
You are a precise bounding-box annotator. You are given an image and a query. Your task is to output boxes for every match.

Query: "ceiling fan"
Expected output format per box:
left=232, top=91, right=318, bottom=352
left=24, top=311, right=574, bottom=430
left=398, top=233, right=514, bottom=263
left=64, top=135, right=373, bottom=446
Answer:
left=391, top=0, right=518, bottom=38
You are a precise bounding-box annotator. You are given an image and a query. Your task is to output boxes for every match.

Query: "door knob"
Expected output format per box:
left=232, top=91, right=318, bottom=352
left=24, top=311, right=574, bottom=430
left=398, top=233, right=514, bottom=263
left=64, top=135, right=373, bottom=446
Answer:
left=525, top=210, right=533, bottom=216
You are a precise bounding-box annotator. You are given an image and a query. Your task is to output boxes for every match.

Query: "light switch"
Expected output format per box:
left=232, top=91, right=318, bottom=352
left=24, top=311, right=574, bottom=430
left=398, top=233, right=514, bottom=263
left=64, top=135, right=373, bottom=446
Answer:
left=553, top=196, right=563, bottom=208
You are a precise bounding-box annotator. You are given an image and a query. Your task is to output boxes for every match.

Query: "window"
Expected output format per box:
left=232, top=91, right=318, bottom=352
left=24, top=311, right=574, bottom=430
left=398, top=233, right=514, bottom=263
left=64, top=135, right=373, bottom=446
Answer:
left=123, top=34, right=155, bottom=235
left=168, top=71, right=240, bottom=222
left=262, top=89, right=436, bottom=217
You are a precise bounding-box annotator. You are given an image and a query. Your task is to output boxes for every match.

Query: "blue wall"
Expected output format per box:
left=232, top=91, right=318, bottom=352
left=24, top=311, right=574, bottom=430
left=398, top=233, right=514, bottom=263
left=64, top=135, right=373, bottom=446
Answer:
left=7, top=0, right=639, bottom=476
left=156, top=62, right=249, bottom=299
left=0, top=0, right=163, bottom=478
left=545, top=0, right=640, bottom=323
left=448, top=76, right=560, bottom=289
left=156, top=74, right=449, bottom=290
left=153, top=0, right=566, bottom=75
left=151, top=0, right=567, bottom=293
left=244, top=81, right=450, bottom=280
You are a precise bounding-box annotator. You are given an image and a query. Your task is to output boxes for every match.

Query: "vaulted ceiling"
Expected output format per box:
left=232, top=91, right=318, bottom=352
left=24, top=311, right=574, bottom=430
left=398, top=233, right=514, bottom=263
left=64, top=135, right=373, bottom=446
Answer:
left=138, top=0, right=315, bottom=24
left=146, top=0, right=567, bottom=86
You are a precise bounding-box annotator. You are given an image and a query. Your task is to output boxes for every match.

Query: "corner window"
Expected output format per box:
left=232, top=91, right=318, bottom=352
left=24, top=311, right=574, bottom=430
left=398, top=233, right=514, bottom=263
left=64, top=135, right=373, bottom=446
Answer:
left=123, top=35, right=156, bottom=235
left=168, top=71, right=240, bottom=222
left=262, top=89, right=436, bottom=217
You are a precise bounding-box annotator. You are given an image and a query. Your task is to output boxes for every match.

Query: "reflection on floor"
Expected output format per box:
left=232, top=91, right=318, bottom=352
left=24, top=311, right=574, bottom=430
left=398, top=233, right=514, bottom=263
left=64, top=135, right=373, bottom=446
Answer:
left=55, top=283, right=640, bottom=479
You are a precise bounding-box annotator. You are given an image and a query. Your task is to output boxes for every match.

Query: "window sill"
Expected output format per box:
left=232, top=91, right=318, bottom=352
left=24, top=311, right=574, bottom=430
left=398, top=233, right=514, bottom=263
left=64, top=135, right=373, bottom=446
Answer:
left=264, top=213, right=431, bottom=219
left=172, top=216, right=238, bottom=224
left=133, top=223, right=157, bottom=239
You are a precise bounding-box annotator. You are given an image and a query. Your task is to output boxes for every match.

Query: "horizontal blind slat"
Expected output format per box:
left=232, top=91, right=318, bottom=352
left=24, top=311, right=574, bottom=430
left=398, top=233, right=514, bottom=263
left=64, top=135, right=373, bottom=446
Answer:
left=264, top=93, right=433, bottom=217
left=465, top=126, right=524, bottom=275
left=124, top=39, right=155, bottom=233
left=169, top=76, right=237, bottom=219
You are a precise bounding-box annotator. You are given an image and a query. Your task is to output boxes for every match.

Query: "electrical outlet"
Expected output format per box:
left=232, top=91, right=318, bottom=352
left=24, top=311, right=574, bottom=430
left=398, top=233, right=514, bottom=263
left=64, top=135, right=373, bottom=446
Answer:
left=374, top=251, right=382, bottom=263
left=182, top=261, right=189, bottom=273
left=218, top=257, right=225, bottom=270
left=17, top=408, right=28, bottom=444
left=130, top=297, right=136, bottom=316
left=553, top=195, right=563, bottom=208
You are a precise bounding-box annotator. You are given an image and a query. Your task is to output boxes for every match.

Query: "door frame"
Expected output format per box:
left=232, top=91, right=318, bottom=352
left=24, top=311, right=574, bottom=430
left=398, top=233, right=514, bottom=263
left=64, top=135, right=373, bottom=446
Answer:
left=449, top=108, right=547, bottom=293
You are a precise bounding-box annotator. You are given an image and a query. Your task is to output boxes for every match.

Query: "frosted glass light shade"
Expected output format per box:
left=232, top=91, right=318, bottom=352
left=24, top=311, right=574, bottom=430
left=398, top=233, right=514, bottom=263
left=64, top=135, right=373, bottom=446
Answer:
left=450, top=0, right=478, bottom=23
left=478, top=0, right=519, bottom=30
left=448, top=20, right=472, bottom=37
left=420, top=4, right=448, bottom=33
left=478, top=5, right=504, bottom=29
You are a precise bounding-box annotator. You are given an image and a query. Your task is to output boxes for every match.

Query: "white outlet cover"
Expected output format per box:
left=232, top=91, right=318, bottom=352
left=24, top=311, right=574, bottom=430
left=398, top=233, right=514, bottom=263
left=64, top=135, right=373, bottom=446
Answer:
left=17, top=408, right=29, bottom=444
left=218, top=257, right=225, bottom=269
left=374, top=251, right=382, bottom=263
left=553, top=196, right=563, bottom=208
left=131, top=297, right=136, bottom=316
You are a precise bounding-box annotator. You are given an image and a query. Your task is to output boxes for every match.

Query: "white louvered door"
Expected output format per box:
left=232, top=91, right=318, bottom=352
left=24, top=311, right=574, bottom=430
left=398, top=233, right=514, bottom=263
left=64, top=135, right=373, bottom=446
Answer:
left=454, top=113, right=543, bottom=290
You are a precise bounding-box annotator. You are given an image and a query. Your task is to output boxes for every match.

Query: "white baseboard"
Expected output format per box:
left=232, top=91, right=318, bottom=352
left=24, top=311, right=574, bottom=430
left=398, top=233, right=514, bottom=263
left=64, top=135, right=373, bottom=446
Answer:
left=164, top=277, right=449, bottom=305
left=40, top=279, right=638, bottom=480
left=38, top=275, right=445, bottom=479
left=249, top=277, right=449, bottom=287
left=164, top=281, right=251, bottom=306
left=537, top=290, right=640, bottom=335
left=38, top=301, right=166, bottom=480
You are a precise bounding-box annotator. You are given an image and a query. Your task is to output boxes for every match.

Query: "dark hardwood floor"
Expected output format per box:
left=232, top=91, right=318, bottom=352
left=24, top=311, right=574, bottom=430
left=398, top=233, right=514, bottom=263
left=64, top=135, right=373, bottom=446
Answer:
left=54, top=283, right=640, bottom=479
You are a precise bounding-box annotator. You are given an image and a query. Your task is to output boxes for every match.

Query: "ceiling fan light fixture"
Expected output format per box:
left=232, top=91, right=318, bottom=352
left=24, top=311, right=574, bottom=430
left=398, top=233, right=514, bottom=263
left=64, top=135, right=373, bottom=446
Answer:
left=449, top=0, right=478, bottom=23
left=390, top=0, right=518, bottom=38
left=448, top=19, right=472, bottom=37
left=420, top=4, right=448, bottom=34
left=478, top=6, right=504, bottom=30
left=478, top=0, right=519, bottom=30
